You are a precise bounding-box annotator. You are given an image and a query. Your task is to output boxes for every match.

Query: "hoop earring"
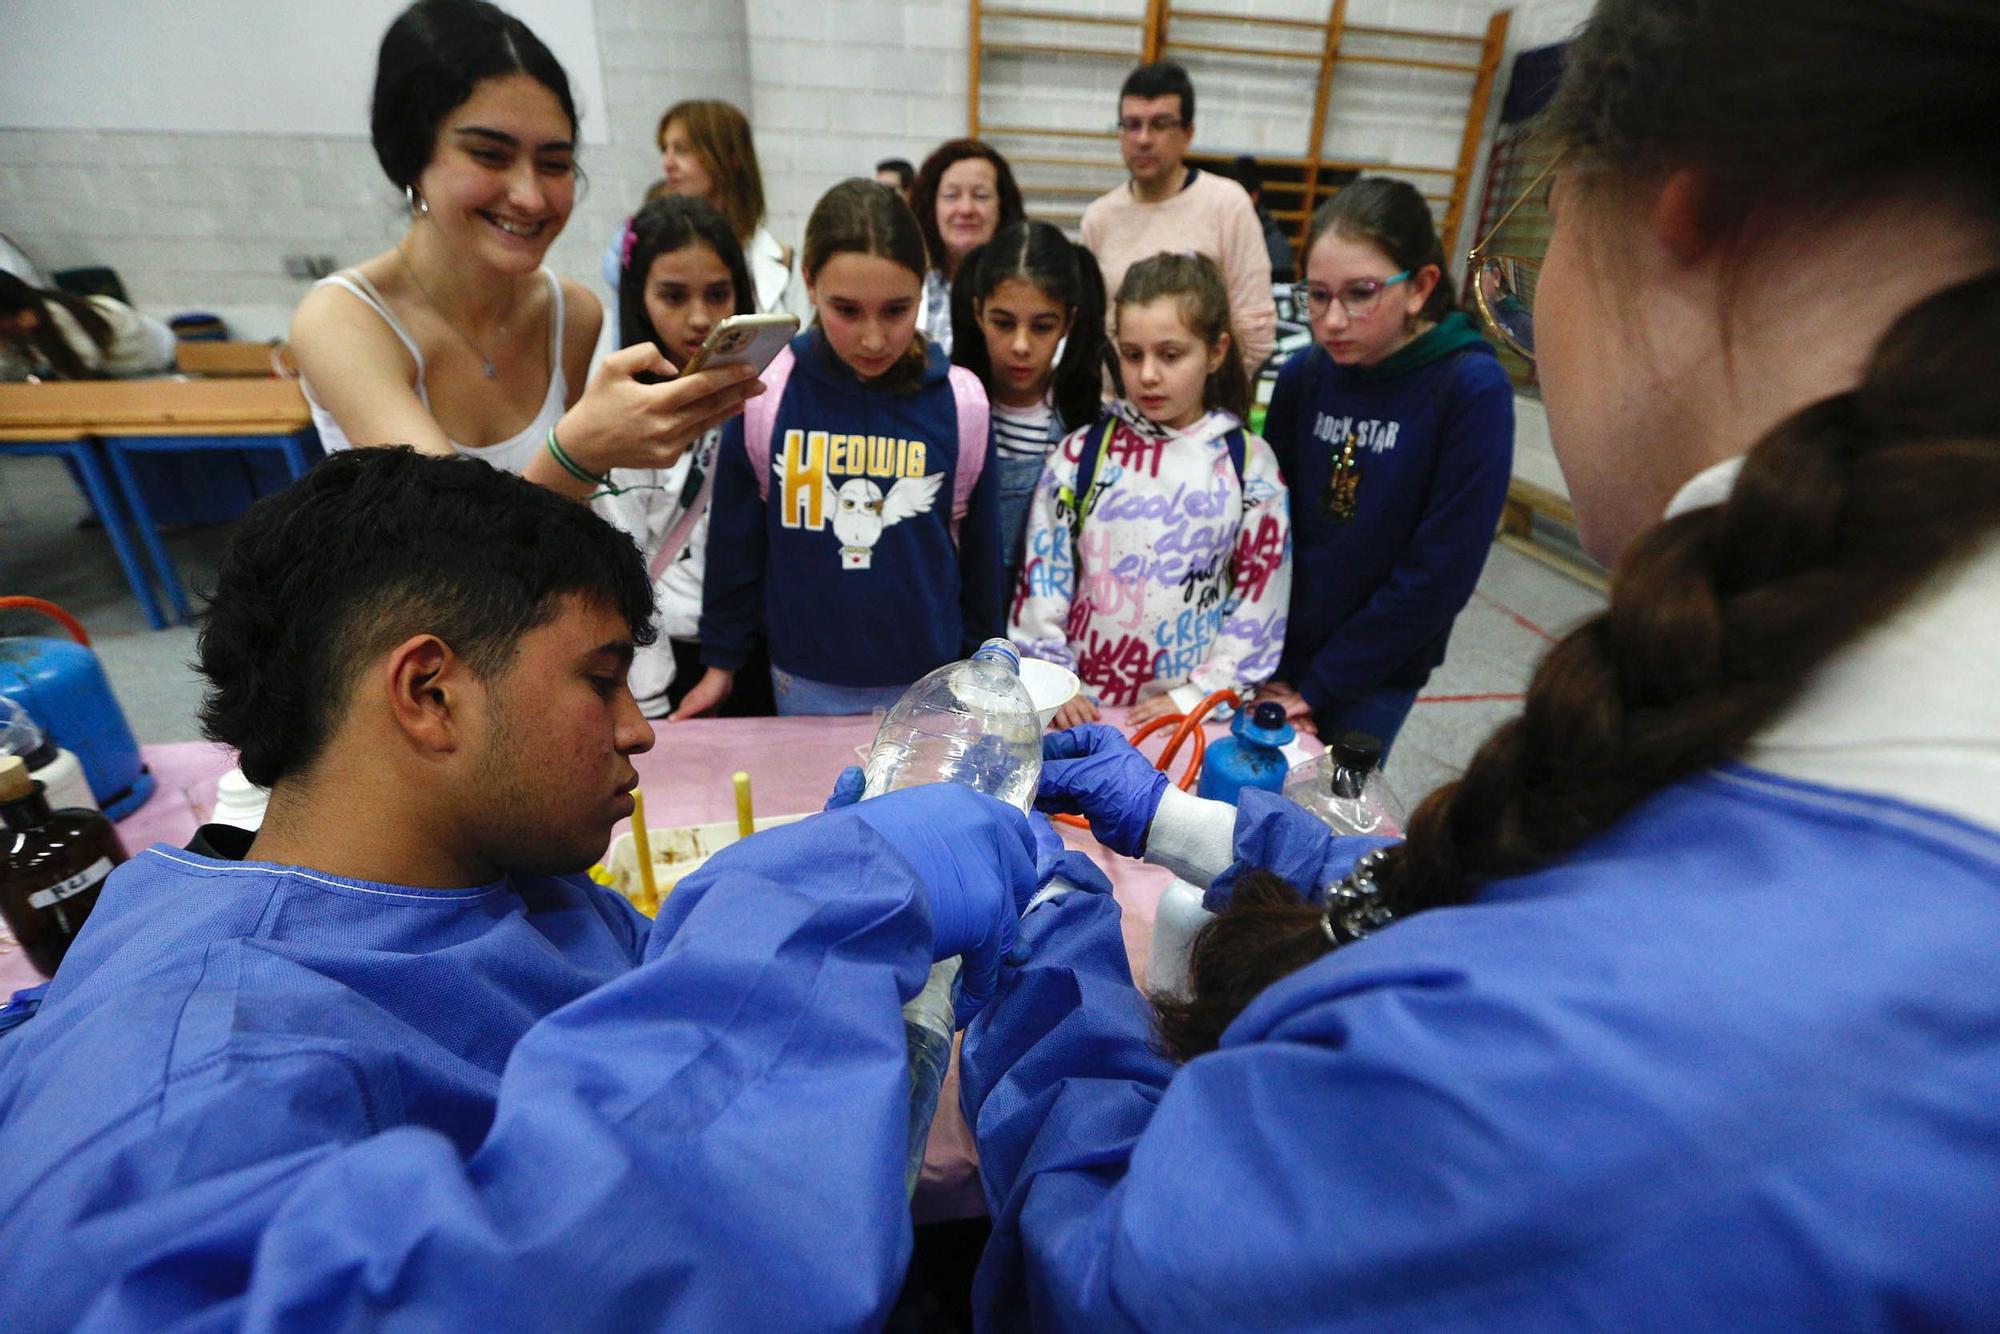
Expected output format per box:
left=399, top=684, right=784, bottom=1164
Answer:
left=404, top=184, right=430, bottom=218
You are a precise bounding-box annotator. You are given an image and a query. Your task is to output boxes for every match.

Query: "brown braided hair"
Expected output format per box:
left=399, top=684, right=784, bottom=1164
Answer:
left=1156, top=0, right=2000, bottom=1062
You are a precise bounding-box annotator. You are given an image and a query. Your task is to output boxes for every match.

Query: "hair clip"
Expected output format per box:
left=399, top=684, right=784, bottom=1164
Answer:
left=1320, top=846, right=1394, bottom=946
left=621, top=219, right=638, bottom=271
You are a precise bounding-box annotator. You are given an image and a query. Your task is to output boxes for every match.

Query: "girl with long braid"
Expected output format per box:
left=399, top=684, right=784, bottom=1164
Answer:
left=963, top=0, right=2000, bottom=1324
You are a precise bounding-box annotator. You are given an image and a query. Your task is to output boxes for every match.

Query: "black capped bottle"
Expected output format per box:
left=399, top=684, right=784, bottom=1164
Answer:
left=0, top=754, right=127, bottom=977
left=1281, top=731, right=1407, bottom=836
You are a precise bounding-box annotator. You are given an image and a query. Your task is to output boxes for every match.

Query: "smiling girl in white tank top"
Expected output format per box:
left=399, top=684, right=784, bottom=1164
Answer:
left=303, top=268, right=568, bottom=475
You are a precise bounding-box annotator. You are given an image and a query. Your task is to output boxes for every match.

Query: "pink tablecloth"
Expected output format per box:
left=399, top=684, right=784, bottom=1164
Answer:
left=4, top=711, right=1274, bottom=1220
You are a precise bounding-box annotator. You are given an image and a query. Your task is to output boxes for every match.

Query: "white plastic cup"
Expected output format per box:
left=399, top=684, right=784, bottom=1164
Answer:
left=211, top=767, right=271, bottom=831
left=32, top=746, right=98, bottom=814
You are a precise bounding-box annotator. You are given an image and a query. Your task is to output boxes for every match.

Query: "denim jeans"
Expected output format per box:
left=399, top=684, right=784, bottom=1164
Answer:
left=998, top=450, right=1049, bottom=606
left=1310, top=687, right=1421, bottom=763
left=770, top=665, right=912, bottom=717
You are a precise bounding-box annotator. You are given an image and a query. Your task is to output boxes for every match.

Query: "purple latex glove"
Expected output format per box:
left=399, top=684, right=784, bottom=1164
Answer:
left=1035, top=724, right=1170, bottom=859
left=824, top=765, right=866, bottom=811
left=838, top=784, right=1036, bottom=1027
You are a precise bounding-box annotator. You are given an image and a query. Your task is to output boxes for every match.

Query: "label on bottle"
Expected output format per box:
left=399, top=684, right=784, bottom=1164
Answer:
left=26, top=856, right=113, bottom=910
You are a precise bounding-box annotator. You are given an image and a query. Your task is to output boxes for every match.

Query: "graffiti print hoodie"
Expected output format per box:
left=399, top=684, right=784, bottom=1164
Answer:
left=1011, top=401, right=1291, bottom=708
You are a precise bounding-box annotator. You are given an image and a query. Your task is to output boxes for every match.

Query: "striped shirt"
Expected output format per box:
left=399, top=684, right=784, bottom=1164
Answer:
left=993, top=397, right=1059, bottom=460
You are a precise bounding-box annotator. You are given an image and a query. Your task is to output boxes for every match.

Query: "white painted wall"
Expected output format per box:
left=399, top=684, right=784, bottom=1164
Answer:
left=0, top=0, right=1593, bottom=403
left=743, top=0, right=973, bottom=248
left=0, top=0, right=746, bottom=340
left=0, top=1, right=609, bottom=141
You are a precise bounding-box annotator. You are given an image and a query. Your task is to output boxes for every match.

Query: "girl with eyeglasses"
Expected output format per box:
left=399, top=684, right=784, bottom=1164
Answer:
left=1255, top=177, right=1515, bottom=754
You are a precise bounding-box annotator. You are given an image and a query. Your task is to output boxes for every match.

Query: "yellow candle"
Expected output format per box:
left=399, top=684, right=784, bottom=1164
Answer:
left=733, top=771, right=754, bottom=839
left=628, top=786, right=660, bottom=915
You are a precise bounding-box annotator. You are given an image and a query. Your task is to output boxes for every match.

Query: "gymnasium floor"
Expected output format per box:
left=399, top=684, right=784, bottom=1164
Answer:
left=0, top=451, right=1607, bottom=809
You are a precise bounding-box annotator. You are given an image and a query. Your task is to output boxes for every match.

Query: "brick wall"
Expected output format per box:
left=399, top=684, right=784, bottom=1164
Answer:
left=743, top=0, right=973, bottom=251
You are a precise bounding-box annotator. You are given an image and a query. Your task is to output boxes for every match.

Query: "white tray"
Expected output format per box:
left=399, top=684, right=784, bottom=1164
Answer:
left=603, top=812, right=809, bottom=909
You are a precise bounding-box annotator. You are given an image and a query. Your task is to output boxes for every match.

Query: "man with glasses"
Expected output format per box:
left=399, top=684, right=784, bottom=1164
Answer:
left=1081, top=61, right=1276, bottom=375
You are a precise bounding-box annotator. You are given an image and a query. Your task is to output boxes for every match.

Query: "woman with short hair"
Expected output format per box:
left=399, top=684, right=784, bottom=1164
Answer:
left=290, top=0, right=756, bottom=497
left=907, top=138, right=1025, bottom=354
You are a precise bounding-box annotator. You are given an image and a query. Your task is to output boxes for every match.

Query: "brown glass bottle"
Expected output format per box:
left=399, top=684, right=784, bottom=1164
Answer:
left=0, top=754, right=127, bottom=977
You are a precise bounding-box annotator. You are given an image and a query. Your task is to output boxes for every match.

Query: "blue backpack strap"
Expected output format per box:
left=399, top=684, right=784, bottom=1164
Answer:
left=1064, top=413, right=1119, bottom=546
left=1223, top=423, right=1249, bottom=525
left=0, top=982, right=50, bottom=1037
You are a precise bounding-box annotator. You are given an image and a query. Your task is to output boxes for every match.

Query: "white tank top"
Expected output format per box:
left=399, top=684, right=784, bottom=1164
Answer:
left=303, top=269, right=569, bottom=475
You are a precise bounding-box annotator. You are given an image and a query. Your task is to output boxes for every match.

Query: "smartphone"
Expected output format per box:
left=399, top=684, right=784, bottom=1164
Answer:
left=679, top=313, right=800, bottom=377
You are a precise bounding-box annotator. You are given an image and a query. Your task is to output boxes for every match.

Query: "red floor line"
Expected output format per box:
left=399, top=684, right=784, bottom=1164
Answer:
left=1415, top=691, right=1527, bottom=705
left=1472, top=590, right=1558, bottom=643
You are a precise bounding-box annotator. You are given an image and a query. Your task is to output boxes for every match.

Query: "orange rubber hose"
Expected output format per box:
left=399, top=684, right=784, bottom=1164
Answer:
left=1051, top=689, right=1243, bottom=834
left=0, top=596, right=90, bottom=647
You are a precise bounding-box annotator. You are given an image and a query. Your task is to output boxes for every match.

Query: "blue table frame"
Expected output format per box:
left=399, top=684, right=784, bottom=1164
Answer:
left=102, top=428, right=322, bottom=624
left=0, top=436, right=169, bottom=630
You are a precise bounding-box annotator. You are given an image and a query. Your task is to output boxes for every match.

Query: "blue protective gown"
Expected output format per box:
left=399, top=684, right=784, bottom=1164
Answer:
left=0, top=813, right=946, bottom=1332
left=961, top=772, right=2000, bottom=1330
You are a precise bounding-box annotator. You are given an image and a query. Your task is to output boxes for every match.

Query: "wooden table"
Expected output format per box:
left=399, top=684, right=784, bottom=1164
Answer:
left=174, top=341, right=294, bottom=379
left=0, top=378, right=309, bottom=436
left=0, top=378, right=320, bottom=624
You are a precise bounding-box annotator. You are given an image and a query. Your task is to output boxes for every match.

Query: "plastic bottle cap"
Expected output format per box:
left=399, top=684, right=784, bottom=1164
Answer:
left=0, top=754, right=32, bottom=801
left=1329, top=730, right=1383, bottom=774
left=970, top=637, right=1021, bottom=672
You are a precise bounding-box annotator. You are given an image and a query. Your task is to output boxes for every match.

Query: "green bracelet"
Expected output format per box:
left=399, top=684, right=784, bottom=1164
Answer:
left=546, top=426, right=610, bottom=489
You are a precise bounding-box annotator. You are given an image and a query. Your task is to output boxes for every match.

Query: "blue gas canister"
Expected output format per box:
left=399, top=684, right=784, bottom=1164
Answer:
left=1195, top=700, right=1295, bottom=805
left=0, top=599, right=153, bottom=819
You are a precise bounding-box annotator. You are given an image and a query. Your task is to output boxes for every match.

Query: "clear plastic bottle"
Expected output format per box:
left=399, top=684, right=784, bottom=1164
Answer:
left=863, top=639, right=1043, bottom=811
left=1281, top=730, right=1407, bottom=837
left=861, top=638, right=1043, bottom=1196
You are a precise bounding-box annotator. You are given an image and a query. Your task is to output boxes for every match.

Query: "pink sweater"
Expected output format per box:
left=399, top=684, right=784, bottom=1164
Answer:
left=1081, top=168, right=1278, bottom=374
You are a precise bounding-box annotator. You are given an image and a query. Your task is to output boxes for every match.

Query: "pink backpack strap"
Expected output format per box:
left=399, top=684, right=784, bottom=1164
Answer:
left=945, top=364, right=990, bottom=543
left=747, top=344, right=797, bottom=503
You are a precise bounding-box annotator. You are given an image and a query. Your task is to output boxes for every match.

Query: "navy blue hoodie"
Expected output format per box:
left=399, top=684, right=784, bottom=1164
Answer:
left=1265, top=312, right=1515, bottom=710
left=701, top=329, right=1004, bottom=688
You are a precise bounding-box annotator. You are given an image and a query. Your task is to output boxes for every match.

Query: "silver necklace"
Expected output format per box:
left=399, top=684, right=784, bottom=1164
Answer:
left=394, top=244, right=508, bottom=378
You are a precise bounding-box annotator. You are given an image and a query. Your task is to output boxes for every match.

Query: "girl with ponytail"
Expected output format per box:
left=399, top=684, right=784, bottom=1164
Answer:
left=960, top=0, right=2000, bottom=1325
left=948, top=219, right=1109, bottom=596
